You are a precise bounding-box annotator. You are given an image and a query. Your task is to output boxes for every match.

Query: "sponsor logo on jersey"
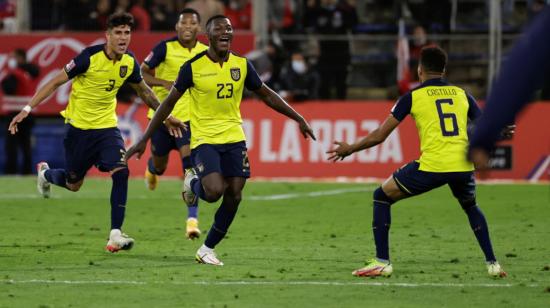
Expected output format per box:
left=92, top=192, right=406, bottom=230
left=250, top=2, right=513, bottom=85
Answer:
left=65, top=60, right=76, bottom=72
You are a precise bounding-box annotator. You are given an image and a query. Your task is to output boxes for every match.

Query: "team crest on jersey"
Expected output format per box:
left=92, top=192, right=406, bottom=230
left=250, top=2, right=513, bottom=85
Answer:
left=230, top=68, right=240, bottom=81
left=119, top=65, right=128, bottom=78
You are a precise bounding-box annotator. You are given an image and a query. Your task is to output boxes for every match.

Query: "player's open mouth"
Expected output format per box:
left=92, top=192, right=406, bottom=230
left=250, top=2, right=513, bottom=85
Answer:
left=219, top=37, right=230, bottom=46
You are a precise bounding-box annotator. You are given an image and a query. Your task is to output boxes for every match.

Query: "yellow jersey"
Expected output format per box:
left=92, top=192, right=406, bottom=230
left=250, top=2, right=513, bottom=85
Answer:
left=173, top=51, right=263, bottom=149
left=143, top=38, right=208, bottom=121
left=61, top=44, right=142, bottom=129
left=391, top=78, right=482, bottom=172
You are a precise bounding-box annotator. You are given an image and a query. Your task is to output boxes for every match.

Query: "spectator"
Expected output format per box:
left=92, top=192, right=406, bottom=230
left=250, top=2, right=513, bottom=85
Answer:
left=115, top=0, right=151, bottom=31
left=278, top=51, right=320, bottom=102
left=65, top=0, right=104, bottom=31
left=269, top=0, right=296, bottom=33
left=1, top=48, right=40, bottom=174
left=246, top=40, right=288, bottom=92
left=224, top=0, right=251, bottom=30
left=150, top=0, right=177, bottom=30
left=305, top=0, right=357, bottom=100
left=185, top=0, right=225, bottom=30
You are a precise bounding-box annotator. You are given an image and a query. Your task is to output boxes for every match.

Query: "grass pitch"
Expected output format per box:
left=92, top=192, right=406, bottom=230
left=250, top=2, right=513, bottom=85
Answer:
left=0, top=177, right=549, bottom=307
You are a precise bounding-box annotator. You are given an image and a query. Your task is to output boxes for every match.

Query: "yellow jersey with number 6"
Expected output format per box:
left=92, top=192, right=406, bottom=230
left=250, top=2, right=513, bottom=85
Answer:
left=391, top=78, right=482, bottom=172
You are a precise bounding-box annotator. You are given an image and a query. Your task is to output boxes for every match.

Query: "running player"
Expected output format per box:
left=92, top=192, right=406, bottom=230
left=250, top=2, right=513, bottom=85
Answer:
left=126, top=15, right=316, bottom=265
left=8, top=12, right=183, bottom=252
left=141, top=8, right=208, bottom=239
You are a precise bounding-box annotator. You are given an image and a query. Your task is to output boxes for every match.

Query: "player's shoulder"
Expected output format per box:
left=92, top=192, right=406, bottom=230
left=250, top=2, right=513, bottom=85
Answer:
left=162, top=36, right=180, bottom=47
left=186, top=50, right=209, bottom=65
left=124, top=49, right=138, bottom=59
left=82, top=44, right=105, bottom=57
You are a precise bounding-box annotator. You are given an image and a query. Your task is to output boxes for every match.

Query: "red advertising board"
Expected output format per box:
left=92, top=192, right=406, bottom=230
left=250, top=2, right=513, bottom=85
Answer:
left=102, top=101, right=549, bottom=181
left=0, top=32, right=255, bottom=114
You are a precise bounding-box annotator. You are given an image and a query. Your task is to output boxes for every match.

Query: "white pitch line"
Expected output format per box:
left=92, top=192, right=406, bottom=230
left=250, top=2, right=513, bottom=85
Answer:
left=247, top=187, right=372, bottom=201
left=0, top=187, right=371, bottom=201
left=1, top=279, right=542, bottom=288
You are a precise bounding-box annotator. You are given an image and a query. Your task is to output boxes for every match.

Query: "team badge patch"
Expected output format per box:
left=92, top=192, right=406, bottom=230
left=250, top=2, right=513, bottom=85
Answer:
left=230, top=68, right=240, bottom=81
left=119, top=65, right=128, bottom=78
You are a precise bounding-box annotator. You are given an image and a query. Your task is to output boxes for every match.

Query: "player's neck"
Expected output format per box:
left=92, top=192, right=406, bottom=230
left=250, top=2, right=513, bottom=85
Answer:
left=421, top=74, right=443, bottom=83
left=179, top=38, right=197, bottom=50
left=207, top=48, right=229, bottom=64
left=104, top=46, right=122, bottom=61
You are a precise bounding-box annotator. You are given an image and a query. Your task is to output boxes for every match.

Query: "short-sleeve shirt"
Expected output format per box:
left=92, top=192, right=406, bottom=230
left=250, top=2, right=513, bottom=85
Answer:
left=61, top=44, right=142, bottom=129
left=143, top=38, right=208, bottom=121
left=391, top=78, right=481, bottom=172
left=174, top=51, right=263, bottom=149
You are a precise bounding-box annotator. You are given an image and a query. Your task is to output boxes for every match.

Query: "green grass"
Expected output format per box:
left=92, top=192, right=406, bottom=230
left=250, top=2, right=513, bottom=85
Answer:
left=0, top=177, right=549, bottom=307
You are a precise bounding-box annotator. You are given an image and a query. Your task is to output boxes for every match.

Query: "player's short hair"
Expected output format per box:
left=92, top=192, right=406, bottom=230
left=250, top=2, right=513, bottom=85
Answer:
left=419, top=46, right=447, bottom=73
left=205, top=15, right=229, bottom=31
left=180, top=8, right=201, bottom=22
left=107, top=12, right=135, bottom=30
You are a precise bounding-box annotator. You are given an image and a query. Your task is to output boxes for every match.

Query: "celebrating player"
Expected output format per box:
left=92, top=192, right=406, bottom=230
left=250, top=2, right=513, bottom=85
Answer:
left=327, top=46, right=508, bottom=278
left=126, top=15, right=316, bottom=266
left=8, top=12, right=183, bottom=253
left=141, top=8, right=208, bottom=240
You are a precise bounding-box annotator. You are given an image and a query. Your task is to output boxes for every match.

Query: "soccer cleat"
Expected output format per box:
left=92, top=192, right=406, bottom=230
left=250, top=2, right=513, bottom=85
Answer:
left=106, top=229, right=134, bottom=253
left=186, top=218, right=201, bottom=240
left=36, top=162, right=51, bottom=198
left=145, top=168, right=158, bottom=191
left=352, top=259, right=393, bottom=277
left=183, top=168, right=198, bottom=206
left=487, top=261, right=507, bottom=278
left=195, top=245, right=223, bottom=266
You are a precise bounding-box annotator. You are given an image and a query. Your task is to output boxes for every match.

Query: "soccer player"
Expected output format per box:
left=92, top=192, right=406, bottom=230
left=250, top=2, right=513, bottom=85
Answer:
left=8, top=12, right=183, bottom=253
left=126, top=15, right=316, bottom=266
left=469, top=6, right=550, bottom=168
left=141, top=8, right=208, bottom=240
left=327, top=46, right=508, bottom=278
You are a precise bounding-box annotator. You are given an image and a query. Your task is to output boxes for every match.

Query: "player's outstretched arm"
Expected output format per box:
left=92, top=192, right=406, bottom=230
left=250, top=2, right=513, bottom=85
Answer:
left=140, top=63, right=172, bottom=90
left=125, top=87, right=183, bottom=161
left=8, top=69, right=69, bottom=135
left=130, top=80, right=186, bottom=137
left=253, top=84, right=316, bottom=140
left=327, top=115, right=400, bottom=162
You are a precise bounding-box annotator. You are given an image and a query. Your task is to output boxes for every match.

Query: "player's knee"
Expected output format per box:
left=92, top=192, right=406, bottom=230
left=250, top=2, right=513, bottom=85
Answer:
left=459, top=197, right=477, bottom=210
left=373, top=187, right=394, bottom=206
left=67, top=181, right=82, bottom=192
left=204, top=183, right=224, bottom=202
left=112, top=167, right=129, bottom=182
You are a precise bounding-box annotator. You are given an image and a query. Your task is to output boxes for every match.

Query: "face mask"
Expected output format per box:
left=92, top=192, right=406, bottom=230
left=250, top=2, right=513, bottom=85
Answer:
left=7, top=58, right=17, bottom=69
left=414, top=36, right=427, bottom=46
left=291, top=60, right=306, bottom=74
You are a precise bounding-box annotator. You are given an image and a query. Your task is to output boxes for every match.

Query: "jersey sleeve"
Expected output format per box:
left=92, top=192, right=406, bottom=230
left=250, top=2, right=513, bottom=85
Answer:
left=466, top=92, right=482, bottom=121
left=390, top=92, right=412, bottom=121
left=126, top=56, right=143, bottom=83
left=173, top=62, right=193, bottom=93
left=143, top=41, right=167, bottom=69
left=64, top=49, right=90, bottom=79
left=244, top=60, right=263, bottom=91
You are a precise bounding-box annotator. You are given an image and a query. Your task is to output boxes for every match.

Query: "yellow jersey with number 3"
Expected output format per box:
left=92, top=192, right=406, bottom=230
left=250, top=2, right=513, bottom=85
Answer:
left=143, top=38, right=208, bottom=121
left=391, top=78, right=482, bottom=172
left=61, top=44, right=142, bottom=129
left=173, top=51, right=263, bottom=149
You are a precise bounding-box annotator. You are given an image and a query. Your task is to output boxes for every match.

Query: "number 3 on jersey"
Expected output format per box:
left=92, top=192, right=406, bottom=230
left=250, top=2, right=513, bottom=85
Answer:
left=435, top=99, right=459, bottom=136
left=217, top=83, right=234, bottom=99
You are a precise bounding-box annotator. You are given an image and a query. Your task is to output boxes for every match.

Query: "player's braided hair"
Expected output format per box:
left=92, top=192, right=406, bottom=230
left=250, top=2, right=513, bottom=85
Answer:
left=107, top=12, right=135, bottom=30
left=205, top=15, right=229, bottom=31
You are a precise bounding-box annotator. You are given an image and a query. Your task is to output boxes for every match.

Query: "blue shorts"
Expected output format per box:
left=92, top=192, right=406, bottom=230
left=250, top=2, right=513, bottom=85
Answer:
left=191, top=141, right=250, bottom=179
left=63, top=124, right=127, bottom=183
left=150, top=121, right=191, bottom=157
left=392, top=161, right=476, bottom=201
